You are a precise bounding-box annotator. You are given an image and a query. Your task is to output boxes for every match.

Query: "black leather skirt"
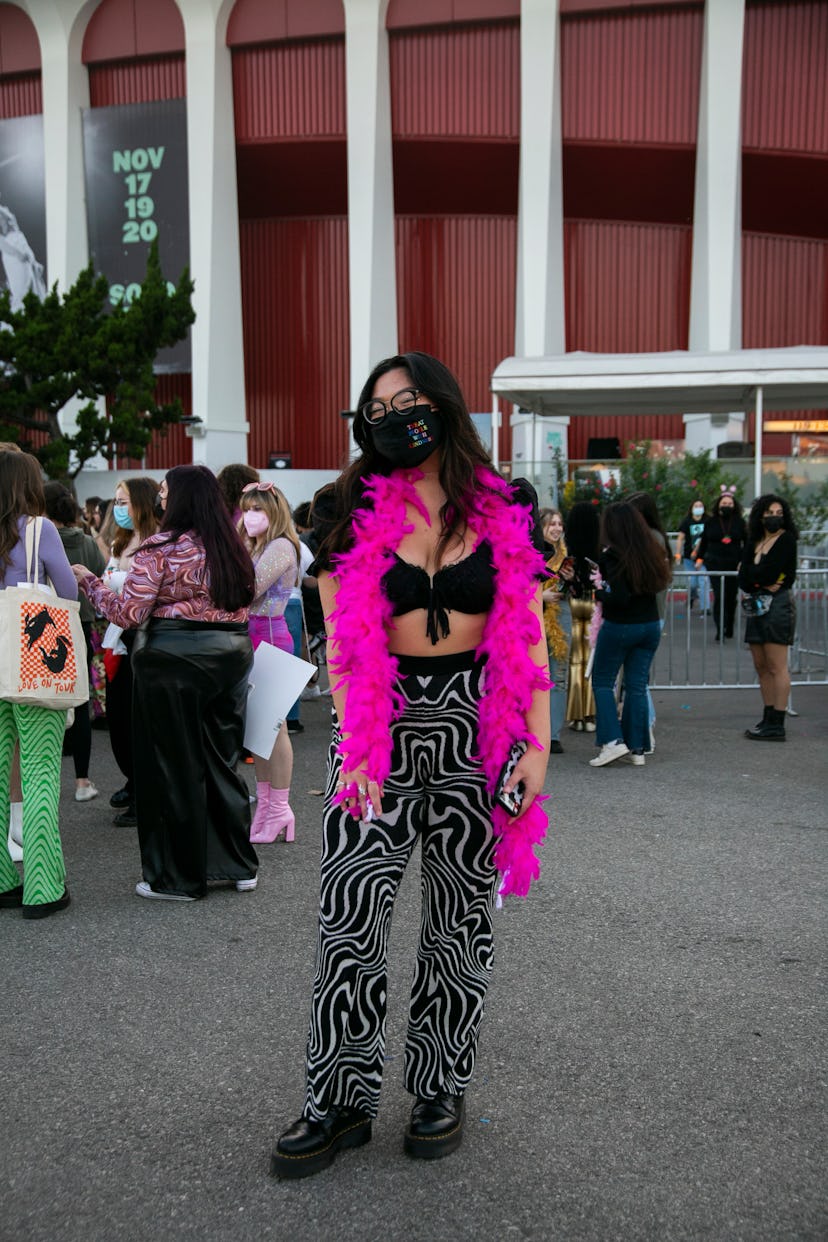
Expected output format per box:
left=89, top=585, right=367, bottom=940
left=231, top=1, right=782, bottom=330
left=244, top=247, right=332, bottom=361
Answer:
left=744, top=588, right=796, bottom=646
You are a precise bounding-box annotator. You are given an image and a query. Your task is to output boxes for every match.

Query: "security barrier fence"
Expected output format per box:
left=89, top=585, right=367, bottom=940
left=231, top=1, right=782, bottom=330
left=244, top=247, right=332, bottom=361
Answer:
left=650, top=568, right=828, bottom=691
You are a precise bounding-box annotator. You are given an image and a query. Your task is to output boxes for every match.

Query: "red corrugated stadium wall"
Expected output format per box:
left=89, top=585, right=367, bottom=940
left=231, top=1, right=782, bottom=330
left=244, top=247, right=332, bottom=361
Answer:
left=396, top=215, right=516, bottom=462
left=563, top=220, right=691, bottom=458
left=0, top=70, right=40, bottom=115
left=231, top=33, right=348, bottom=468
left=239, top=216, right=350, bottom=471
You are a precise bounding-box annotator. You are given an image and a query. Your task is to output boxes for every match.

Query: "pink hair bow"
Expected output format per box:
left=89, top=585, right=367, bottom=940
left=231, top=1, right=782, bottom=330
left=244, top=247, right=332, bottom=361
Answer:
left=720, top=484, right=736, bottom=494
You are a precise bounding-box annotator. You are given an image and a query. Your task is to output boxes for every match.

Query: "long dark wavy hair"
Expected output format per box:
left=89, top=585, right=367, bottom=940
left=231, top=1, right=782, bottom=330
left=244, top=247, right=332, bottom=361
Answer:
left=746, top=493, right=799, bottom=543
left=321, top=352, right=495, bottom=565
left=627, top=490, right=672, bottom=560
left=157, top=465, right=255, bottom=612
left=0, top=450, right=44, bottom=571
left=564, top=500, right=601, bottom=587
left=600, top=501, right=672, bottom=595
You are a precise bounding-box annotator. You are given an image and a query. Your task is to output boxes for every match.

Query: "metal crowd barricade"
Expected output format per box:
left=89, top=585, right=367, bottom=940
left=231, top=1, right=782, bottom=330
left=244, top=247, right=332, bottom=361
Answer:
left=650, top=567, right=828, bottom=690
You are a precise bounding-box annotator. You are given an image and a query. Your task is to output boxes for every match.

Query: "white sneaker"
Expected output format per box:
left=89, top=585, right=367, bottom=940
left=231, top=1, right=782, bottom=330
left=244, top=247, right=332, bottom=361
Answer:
left=135, top=881, right=195, bottom=902
left=589, top=740, right=629, bottom=767
left=627, top=752, right=645, bottom=766
left=74, top=783, right=99, bottom=802
left=301, top=685, right=321, bottom=701
left=235, top=876, right=258, bottom=892
left=584, top=720, right=597, bottom=733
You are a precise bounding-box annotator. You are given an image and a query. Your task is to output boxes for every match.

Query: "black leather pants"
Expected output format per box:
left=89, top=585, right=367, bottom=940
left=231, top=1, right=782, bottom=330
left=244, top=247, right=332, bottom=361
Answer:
left=132, top=619, right=257, bottom=897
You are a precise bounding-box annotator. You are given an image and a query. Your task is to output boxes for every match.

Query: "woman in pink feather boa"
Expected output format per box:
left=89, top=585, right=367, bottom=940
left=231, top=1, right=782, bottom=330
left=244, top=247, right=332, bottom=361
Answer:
left=270, top=353, right=550, bottom=1180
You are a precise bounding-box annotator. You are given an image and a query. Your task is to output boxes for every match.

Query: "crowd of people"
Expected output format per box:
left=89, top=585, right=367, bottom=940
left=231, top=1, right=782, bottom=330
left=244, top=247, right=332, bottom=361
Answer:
left=0, top=352, right=803, bottom=1179
left=0, top=449, right=326, bottom=917
left=541, top=488, right=800, bottom=766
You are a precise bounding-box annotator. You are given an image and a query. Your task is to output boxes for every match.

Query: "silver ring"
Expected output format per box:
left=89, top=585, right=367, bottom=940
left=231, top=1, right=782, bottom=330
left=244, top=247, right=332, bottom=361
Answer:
left=357, top=784, right=367, bottom=794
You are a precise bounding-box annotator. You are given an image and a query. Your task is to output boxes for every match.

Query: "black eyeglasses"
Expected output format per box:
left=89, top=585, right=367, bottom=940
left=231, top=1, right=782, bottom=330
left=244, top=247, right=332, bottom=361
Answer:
left=360, top=388, right=422, bottom=426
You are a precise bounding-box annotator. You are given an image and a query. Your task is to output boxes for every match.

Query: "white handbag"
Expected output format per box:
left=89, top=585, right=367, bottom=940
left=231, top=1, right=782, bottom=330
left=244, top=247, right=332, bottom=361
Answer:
left=0, top=517, right=89, bottom=709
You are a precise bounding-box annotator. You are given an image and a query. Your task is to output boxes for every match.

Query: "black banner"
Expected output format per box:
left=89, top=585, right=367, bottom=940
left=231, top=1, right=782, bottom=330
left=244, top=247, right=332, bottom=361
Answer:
left=0, top=114, right=47, bottom=309
left=82, top=97, right=190, bottom=372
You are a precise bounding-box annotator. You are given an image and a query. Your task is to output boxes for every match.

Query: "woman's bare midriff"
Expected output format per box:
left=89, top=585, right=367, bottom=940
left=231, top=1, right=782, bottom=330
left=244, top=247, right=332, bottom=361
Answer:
left=386, top=610, right=487, bottom=658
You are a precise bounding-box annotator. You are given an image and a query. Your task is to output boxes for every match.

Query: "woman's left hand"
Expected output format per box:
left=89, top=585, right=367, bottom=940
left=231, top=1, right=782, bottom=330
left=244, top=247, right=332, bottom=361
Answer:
left=505, top=745, right=549, bottom=821
left=336, top=770, right=384, bottom=822
left=71, top=564, right=93, bottom=582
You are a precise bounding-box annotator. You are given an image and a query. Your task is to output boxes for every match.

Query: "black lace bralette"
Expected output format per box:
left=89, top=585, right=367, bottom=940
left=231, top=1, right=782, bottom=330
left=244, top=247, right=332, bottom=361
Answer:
left=382, top=539, right=495, bottom=645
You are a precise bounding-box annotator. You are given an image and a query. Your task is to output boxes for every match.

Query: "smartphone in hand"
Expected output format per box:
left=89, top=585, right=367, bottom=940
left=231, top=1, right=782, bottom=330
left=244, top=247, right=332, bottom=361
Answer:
left=495, top=741, right=527, bottom=817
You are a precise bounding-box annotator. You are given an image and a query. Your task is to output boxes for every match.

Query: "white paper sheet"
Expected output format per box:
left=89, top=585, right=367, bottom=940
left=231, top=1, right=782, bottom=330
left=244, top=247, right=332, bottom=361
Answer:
left=243, top=641, right=316, bottom=760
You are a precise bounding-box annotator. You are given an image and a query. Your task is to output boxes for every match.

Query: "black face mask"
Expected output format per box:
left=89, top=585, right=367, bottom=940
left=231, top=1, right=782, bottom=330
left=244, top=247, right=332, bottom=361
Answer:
left=763, top=515, right=783, bottom=533
left=369, top=406, right=443, bottom=468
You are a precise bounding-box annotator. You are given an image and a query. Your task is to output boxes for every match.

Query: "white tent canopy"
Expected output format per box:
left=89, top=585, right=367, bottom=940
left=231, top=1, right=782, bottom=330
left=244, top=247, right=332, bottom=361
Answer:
left=491, top=347, right=828, bottom=418
left=490, top=346, right=828, bottom=493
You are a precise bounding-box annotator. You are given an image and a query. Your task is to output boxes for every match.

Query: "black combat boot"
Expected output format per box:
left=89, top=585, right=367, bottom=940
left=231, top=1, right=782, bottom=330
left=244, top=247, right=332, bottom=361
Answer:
left=744, top=705, right=773, bottom=739
left=747, top=707, right=786, bottom=741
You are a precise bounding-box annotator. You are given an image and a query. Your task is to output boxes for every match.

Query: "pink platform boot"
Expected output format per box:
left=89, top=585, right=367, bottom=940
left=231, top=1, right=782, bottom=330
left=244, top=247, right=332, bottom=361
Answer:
left=249, top=783, right=273, bottom=843
left=266, top=788, right=295, bottom=842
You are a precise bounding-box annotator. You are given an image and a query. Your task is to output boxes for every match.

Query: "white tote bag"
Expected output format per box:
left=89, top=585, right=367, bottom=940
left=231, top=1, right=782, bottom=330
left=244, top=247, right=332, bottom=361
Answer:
left=0, top=517, right=89, bottom=709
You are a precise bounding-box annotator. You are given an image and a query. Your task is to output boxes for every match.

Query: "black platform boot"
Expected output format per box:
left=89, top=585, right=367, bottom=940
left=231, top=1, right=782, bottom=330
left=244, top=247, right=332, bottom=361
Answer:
left=744, top=705, right=773, bottom=739
left=270, top=1107, right=372, bottom=1179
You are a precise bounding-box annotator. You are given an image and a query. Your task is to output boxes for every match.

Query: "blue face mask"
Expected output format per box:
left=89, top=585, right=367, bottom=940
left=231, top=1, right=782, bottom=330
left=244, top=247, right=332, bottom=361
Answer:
left=113, top=504, right=133, bottom=530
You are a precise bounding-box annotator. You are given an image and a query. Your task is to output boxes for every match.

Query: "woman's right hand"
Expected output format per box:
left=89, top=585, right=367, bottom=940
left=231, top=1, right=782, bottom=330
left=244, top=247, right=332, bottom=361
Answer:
left=336, top=770, right=384, bottom=822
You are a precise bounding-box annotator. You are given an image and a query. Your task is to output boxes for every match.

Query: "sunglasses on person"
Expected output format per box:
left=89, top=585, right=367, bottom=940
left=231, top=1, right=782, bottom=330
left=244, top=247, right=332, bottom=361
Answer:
left=241, top=481, right=277, bottom=494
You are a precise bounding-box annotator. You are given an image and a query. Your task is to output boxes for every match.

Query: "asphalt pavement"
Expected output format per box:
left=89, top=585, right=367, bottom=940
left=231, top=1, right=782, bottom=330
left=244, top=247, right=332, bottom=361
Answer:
left=2, top=680, right=826, bottom=1242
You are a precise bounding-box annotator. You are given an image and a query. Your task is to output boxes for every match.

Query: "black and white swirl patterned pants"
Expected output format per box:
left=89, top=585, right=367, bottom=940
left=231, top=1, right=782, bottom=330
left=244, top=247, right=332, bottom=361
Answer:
left=304, top=657, right=498, bottom=1120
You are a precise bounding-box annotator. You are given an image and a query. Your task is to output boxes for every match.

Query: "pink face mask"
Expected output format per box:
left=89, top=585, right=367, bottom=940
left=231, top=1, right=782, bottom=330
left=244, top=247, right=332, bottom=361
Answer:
left=243, top=510, right=269, bottom=538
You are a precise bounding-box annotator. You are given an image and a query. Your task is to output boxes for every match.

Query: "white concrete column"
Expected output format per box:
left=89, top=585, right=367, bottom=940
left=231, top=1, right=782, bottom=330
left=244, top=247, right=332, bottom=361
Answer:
left=13, top=0, right=99, bottom=290
left=177, top=0, right=248, bottom=468
left=14, top=1, right=101, bottom=451
left=515, top=0, right=565, bottom=358
left=686, top=0, right=746, bottom=451
left=343, top=0, right=397, bottom=406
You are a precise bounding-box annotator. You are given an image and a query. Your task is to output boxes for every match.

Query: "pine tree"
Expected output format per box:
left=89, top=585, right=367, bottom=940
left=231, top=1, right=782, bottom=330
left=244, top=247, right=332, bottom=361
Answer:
left=0, top=242, right=194, bottom=476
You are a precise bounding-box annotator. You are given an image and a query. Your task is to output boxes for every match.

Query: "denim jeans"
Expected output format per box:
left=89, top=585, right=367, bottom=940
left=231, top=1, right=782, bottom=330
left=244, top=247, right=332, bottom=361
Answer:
left=645, top=618, right=665, bottom=730
left=285, top=598, right=303, bottom=722
left=592, top=619, right=662, bottom=752
left=683, top=557, right=710, bottom=610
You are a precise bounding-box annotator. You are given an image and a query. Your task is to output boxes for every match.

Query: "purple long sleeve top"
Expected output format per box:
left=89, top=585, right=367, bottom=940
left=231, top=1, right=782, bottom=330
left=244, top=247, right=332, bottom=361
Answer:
left=0, top=516, right=78, bottom=600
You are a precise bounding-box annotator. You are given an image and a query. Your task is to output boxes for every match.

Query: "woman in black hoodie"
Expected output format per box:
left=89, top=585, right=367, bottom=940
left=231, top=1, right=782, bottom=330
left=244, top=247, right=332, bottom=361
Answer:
left=697, top=487, right=747, bottom=640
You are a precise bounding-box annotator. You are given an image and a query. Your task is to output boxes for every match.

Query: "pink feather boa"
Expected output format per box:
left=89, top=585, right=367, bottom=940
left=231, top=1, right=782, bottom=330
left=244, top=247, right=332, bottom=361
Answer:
left=327, top=465, right=550, bottom=899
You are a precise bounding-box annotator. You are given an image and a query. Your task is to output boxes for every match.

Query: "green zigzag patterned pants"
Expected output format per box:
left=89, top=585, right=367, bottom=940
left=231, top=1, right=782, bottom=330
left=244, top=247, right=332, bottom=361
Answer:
left=0, top=701, right=67, bottom=905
